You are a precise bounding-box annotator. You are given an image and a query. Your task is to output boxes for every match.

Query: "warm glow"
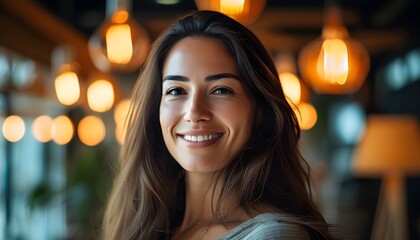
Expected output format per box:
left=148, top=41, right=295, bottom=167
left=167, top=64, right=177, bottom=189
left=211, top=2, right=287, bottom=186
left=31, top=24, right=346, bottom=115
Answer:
left=2, top=115, right=25, bottom=142
left=298, top=6, right=370, bottom=94
left=279, top=72, right=301, bottom=104
left=54, top=71, right=80, bottom=105
left=78, top=115, right=106, bottom=146
left=194, top=0, right=266, bottom=26
left=317, top=39, right=349, bottom=85
left=114, top=99, right=131, bottom=144
left=51, top=115, right=73, bottom=145
left=220, top=0, right=245, bottom=16
left=106, top=24, right=133, bottom=64
left=294, top=103, right=317, bottom=130
left=114, top=99, right=131, bottom=125
left=87, top=79, right=115, bottom=112
left=112, top=10, right=129, bottom=23
left=32, top=115, right=53, bottom=142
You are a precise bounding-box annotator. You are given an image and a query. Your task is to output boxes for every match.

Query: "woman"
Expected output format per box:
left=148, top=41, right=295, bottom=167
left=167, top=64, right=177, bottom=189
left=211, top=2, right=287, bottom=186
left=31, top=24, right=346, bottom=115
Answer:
left=103, top=10, right=334, bottom=239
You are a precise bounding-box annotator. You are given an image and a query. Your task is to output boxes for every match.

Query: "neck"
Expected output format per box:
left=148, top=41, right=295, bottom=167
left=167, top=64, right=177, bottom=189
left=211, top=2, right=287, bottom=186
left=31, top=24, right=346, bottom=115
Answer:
left=179, top=172, right=238, bottom=230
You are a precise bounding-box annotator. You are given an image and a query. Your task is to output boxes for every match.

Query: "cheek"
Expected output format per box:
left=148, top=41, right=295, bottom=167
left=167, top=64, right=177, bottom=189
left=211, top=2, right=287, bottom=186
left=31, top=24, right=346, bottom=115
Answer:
left=159, top=103, right=181, bottom=133
left=218, top=101, right=254, bottom=132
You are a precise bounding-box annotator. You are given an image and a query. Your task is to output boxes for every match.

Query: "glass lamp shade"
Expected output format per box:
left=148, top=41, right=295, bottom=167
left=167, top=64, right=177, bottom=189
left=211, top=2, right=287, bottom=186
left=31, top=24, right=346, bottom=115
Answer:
left=88, top=10, right=150, bottom=72
left=51, top=115, right=74, bottom=145
left=86, top=73, right=118, bottom=113
left=298, top=8, right=370, bottom=94
left=292, top=102, right=317, bottom=130
left=2, top=115, right=25, bottom=142
left=78, top=115, right=106, bottom=146
left=54, top=63, right=81, bottom=106
left=194, top=0, right=266, bottom=25
left=32, top=115, right=53, bottom=142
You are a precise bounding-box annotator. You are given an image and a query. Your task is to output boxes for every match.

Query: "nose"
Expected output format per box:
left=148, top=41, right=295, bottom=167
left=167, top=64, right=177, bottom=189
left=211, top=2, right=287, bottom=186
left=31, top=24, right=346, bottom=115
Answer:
left=183, top=92, right=211, bottom=123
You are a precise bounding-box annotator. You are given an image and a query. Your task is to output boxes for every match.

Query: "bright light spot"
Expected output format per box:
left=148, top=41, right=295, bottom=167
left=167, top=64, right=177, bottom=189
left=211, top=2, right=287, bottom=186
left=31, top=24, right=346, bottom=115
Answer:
left=294, top=102, right=317, bottom=130
left=333, top=103, right=365, bottom=144
left=280, top=72, right=301, bottom=104
left=78, top=115, right=106, bottom=146
left=87, top=79, right=115, bottom=112
left=220, top=0, right=245, bottom=16
left=114, top=99, right=131, bottom=125
left=112, top=10, right=129, bottom=23
left=406, top=49, right=420, bottom=82
left=114, top=99, right=131, bottom=144
left=317, top=39, right=349, bottom=85
left=2, top=115, right=25, bottom=142
left=32, top=115, right=53, bottom=142
left=106, top=24, right=133, bottom=64
left=51, top=115, right=73, bottom=145
left=386, top=58, right=408, bottom=90
left=54, top=71, right=80, bottom=105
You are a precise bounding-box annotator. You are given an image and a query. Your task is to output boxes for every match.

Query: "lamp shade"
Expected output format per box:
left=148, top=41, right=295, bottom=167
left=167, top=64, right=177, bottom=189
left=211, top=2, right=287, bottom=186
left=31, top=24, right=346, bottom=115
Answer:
left=298, top=6, right=370, bottom=94
left=88, top=0, right=150, bottom=72
left=194, top=0, right=266, bottom=26
left=352, top=115, right=420, bottom=176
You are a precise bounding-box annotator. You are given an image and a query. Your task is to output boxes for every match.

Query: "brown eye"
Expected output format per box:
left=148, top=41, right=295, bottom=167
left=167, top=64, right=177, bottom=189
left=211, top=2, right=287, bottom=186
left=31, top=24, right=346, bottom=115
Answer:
left=213, top=87, right=233, bottom=95
left=166, top=88, right=185, bottom=96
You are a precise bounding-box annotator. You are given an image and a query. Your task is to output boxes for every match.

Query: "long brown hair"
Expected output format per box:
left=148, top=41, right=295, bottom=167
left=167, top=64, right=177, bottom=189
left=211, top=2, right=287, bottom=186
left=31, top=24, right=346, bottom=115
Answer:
left=103, top=10, right=333, bottom=240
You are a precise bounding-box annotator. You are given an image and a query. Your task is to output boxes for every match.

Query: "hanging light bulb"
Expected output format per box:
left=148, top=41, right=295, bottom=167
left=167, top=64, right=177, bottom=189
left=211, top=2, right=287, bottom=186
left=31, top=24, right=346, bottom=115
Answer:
left=280, top=72, right=301, bottom=105
left=52, top=46, right=81, bottom=106
left=32, top=115, right=53, bottom=142
left=2, top=115, right=25, bottom=142
left=54, top=63, right=81, bottom=105
left=51, top=115, right=74, bottom=145
left=298, top=5, right=370, bottom=94
left=275, top=53, right=302, bottom=105
left=78, top=115, right=106, bottom=146
left=194, top=0, right=266, bottom=25
left=293, top=102, right=318, bottom=130
left=88, top=0, right=150, bottom=72
left=87, top=73, right=117, bottom=112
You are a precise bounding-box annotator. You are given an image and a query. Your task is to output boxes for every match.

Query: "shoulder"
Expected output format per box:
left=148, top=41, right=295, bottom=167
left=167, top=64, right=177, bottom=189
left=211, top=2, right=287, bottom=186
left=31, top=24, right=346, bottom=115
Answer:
left=220, top=213, right=311, bottom=240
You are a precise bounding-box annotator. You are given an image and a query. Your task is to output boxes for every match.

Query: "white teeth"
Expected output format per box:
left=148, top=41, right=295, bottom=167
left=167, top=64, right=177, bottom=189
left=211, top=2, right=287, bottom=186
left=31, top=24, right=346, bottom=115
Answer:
left=183, top=133, right=220, bottom=142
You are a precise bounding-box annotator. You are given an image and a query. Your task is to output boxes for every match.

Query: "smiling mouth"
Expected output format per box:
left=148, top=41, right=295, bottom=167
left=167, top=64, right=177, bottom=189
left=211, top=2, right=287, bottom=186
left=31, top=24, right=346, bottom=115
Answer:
left=181, top=133, right=223, bottom=142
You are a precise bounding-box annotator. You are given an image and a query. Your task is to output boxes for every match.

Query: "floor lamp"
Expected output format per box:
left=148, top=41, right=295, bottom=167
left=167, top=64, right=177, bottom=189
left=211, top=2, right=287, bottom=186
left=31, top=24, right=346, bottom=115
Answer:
left=352, top=115, right=420, bottom=240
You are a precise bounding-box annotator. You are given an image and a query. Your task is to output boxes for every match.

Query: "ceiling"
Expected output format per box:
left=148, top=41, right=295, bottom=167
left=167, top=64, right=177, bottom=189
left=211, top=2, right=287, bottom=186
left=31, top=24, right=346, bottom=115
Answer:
left=0, top=0, right=420, bottom=68
left=35, top=0, right=419, bottom=55
left=1, top=0, right=419, bottom=86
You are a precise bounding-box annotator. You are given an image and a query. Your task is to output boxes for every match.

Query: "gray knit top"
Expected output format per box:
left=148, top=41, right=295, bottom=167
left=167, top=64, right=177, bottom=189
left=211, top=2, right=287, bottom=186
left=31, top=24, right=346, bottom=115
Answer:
left=219, top=213, right=310, bottom=240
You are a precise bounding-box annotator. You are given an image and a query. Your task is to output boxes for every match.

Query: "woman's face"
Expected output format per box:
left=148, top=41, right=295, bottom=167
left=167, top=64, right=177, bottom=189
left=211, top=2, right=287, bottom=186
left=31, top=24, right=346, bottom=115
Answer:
left=159, top=37, right=254, bottom=173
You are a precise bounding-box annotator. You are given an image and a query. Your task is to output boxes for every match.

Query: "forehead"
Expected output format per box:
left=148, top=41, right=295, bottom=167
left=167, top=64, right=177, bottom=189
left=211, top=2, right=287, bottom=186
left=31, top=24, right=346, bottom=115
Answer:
left=162, top=37, right=237, bottom=76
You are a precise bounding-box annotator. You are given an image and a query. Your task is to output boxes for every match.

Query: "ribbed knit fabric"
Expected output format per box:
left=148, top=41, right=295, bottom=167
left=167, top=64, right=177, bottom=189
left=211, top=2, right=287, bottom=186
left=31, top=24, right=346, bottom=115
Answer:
left=219, top=213, right=310, bottom=240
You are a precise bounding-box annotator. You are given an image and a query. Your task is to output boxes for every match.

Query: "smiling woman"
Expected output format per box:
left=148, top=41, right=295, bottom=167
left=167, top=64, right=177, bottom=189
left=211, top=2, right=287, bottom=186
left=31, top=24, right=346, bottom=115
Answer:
left=102, top=10, right=335, bottom=240
left=160, top=37, right=254, bottom=174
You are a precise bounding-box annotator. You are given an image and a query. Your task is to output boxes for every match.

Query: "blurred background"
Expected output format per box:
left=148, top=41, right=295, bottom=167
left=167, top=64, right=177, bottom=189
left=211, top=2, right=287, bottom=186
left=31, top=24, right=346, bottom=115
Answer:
left=1, top=0, right=420, bottom=239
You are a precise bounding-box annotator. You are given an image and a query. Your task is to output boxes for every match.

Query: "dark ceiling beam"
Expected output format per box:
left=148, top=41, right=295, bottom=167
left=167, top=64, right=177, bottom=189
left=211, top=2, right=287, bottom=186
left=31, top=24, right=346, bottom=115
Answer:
left=0, top=0, right=95, bottom=75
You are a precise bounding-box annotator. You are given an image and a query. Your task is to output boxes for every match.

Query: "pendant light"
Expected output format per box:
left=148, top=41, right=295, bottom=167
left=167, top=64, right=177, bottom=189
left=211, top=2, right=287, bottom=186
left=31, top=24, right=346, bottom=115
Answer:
left=298, top=4, right=370, bottom=94
left=52, top=46, right=81, bottom=106
left=2, top=115, right=25, bottom=142
left=78, top=115, right=106, bottom=146
left=88, top=0, right=150, bottom=72
left=86, top=72, right=118, bottom=113
left=194, top=0, right=266, bottom=26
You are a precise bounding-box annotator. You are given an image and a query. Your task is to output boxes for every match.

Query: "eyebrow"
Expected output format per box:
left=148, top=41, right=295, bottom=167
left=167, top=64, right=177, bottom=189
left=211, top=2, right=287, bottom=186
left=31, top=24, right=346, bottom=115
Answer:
left=162, top=73, right=241, bottom=82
